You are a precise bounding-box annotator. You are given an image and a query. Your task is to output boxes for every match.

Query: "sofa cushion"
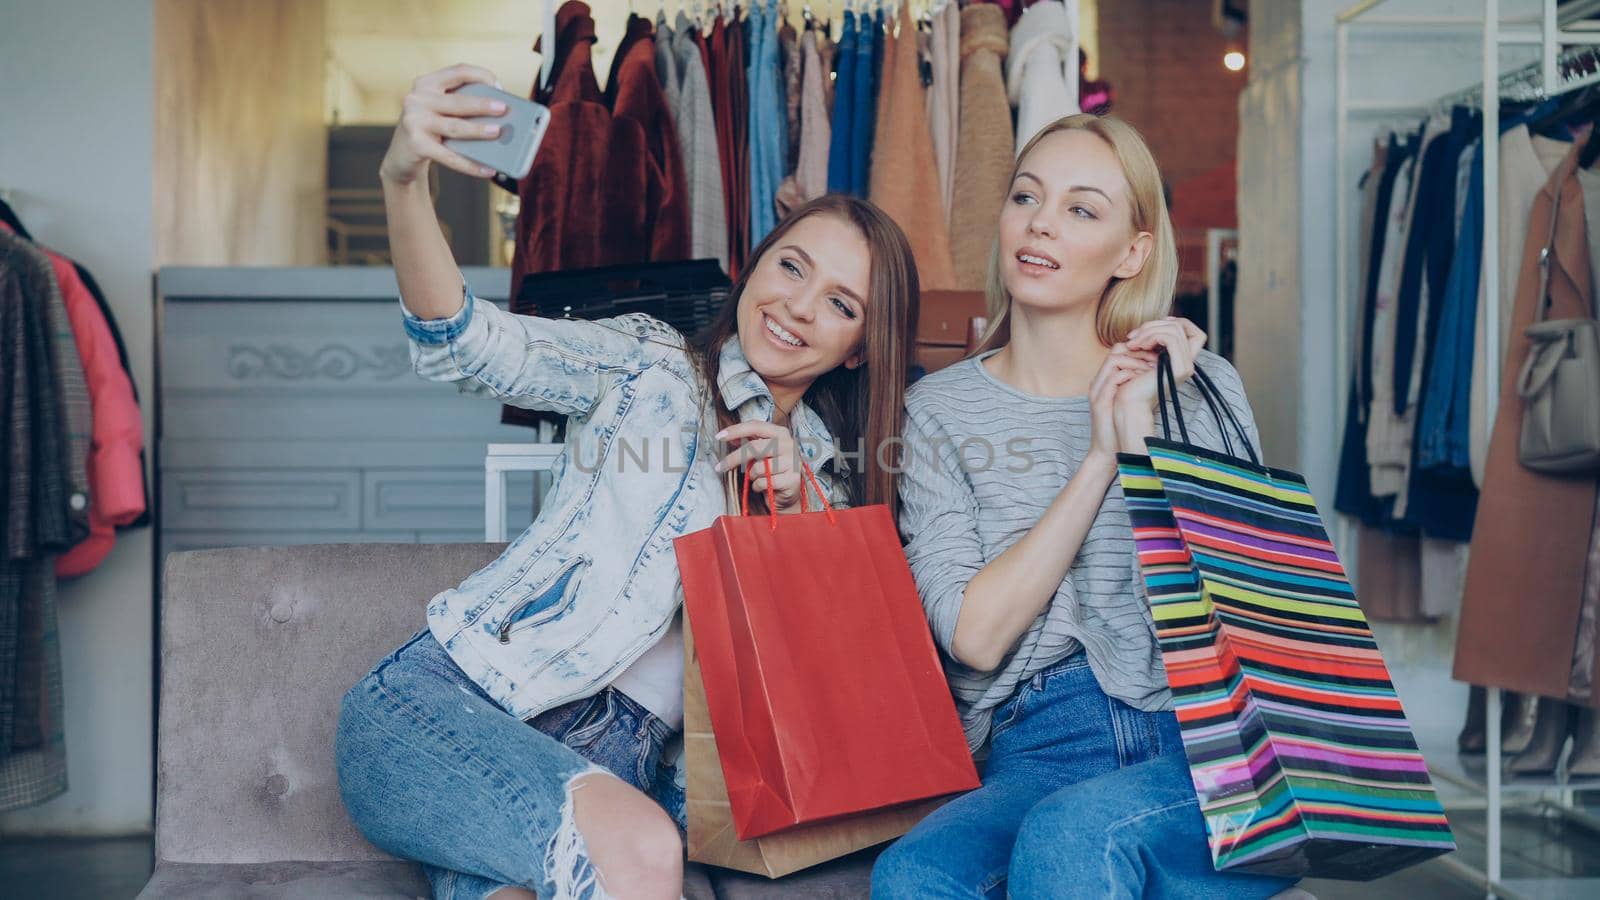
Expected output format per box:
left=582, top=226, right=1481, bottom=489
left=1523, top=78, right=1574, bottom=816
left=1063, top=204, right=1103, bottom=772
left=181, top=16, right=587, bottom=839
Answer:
left=132, top=859, right=737, bottom=899
left=134, top=860, right=432, bottom=899
left=156, top=544, right=505, bottom=865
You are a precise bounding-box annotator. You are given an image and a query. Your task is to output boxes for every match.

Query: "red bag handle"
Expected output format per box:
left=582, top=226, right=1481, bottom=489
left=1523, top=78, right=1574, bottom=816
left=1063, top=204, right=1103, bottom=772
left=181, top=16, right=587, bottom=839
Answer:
left=738, top=455, right=836, bottom=530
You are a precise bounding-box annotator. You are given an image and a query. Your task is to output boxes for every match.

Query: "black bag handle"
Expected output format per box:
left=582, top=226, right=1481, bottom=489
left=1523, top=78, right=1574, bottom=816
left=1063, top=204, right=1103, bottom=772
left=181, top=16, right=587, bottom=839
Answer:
left=1154, top=350, right=1260, bottom=466
left=1156, top=350, right=1191, bottom=446
left=1192, top=365, right=1260, bottom=466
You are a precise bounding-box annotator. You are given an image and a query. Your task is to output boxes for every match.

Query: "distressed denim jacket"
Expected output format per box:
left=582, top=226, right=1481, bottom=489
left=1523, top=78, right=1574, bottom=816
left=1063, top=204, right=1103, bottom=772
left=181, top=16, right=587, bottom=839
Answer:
left=402, top=283, right=847, bottom=721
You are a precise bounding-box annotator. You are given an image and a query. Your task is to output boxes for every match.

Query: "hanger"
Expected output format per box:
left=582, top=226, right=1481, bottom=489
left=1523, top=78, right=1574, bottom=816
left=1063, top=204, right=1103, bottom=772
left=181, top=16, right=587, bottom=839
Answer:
left=1526, top=84, right=1600, bottom=141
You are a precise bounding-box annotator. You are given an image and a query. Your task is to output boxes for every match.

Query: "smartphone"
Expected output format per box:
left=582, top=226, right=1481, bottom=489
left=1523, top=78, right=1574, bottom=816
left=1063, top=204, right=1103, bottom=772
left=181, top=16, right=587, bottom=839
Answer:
left=443, top=83, right=551, bottom=180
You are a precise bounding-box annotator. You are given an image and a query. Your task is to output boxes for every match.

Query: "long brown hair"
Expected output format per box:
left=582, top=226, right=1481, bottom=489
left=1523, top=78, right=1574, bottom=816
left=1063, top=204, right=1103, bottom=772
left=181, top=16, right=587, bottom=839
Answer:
left=974, top=114, right=1178, bottom=354
left=693, top=194, right=919, bottom=518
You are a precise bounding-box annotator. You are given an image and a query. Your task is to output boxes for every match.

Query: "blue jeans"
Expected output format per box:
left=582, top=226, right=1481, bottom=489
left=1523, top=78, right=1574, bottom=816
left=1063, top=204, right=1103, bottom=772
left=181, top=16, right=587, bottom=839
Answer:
left=335, top=629, right=683, bottom=900
left=871, top=654, right=1297, bottom=899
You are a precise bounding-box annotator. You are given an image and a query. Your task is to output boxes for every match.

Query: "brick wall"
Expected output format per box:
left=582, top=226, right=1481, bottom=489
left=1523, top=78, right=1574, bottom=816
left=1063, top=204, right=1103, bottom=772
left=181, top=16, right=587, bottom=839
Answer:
left=1093, top=0, right=1246, bottom=234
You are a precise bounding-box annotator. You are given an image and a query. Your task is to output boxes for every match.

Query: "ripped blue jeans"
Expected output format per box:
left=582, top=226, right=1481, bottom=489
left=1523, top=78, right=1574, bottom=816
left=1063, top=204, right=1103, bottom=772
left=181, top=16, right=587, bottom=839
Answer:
left=335, top=629, right=684, bottom=900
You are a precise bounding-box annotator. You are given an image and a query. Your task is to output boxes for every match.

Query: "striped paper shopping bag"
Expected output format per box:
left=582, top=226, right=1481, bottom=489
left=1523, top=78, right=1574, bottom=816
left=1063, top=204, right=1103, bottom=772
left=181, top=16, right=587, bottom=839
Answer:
left=1115, top=357, right=1455, bottom=880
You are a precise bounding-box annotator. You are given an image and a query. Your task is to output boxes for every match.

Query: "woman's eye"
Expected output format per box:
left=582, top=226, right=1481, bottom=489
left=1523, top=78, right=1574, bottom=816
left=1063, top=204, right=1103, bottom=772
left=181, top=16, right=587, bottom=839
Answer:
left=1011, top=192, right=1037, bottom=205
left=780, top=258, right=802, bottom=277
left=831, top=297, right=857, bottom=319
left=1070, top=206, right=1097, bottom=220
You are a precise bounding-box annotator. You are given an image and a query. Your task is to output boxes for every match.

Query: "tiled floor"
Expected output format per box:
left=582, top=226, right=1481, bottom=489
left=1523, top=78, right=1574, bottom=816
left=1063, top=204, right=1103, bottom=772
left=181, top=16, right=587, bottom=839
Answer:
left=4, top=805, right=1599, bottom=900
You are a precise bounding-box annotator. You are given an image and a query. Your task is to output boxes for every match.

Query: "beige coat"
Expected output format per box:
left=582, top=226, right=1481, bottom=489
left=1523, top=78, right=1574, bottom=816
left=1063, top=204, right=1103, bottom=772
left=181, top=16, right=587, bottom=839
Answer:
left=1455, top=144, right=1600, bottom=703
left=925, top=1, right=960, bottom=221
left=869, top=5, right=956, bottom=290
left=948, top=4, right=1014, bottom=291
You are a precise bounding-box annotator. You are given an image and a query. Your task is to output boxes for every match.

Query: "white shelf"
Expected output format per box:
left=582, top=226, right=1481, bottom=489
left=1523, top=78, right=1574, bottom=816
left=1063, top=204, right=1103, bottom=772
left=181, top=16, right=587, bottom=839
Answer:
left=1498, top=878, right=1600, bottom=900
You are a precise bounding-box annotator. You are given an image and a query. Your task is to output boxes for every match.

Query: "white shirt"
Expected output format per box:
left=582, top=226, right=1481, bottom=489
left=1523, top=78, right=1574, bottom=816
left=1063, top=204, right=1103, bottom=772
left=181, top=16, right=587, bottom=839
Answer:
left=609, top=611, right=684, bottom=731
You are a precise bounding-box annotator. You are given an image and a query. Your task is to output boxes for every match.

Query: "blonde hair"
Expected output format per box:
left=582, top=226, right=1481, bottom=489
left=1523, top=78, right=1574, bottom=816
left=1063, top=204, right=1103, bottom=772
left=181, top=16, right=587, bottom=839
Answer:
left=973, top=114, right=1178, bottom=354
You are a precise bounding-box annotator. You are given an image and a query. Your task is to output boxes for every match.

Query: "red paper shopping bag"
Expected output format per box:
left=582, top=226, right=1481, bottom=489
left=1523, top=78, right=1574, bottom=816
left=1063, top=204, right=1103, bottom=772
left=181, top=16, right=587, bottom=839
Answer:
left=674, top=460, right=979, bottom=841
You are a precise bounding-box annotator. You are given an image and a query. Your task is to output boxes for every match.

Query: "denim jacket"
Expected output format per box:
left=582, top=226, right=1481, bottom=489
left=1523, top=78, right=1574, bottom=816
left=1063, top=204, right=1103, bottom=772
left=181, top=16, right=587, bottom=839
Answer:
left=402, top=283, right=847, bottom=721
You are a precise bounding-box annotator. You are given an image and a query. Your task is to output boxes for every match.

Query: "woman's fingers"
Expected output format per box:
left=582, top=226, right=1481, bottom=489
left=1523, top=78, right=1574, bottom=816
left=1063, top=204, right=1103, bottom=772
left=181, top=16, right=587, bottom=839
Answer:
left=415, top=63, right=501, bottom=94
left=1128, top=317, right=1198, bottom=351
left=1092, top=367, right=1140, bottom=408
left=1092, top=354, right=1150, bottom=403
left=1126, top=320, right=1179, bottom=350
left=717, top=422, right=786, bottom=444
left=746, top=473, right=801, bottom=494
left=1126, top=319, right=1204, bottom=379
left=426, top=90, right=510, bottom=119
left=425, top=112, right=503, bottom=141
left=714, top=423, right=799, bottom=474
left=720, top=445, right=780, bottom=474
left=715, top=440, right=798, bottom=475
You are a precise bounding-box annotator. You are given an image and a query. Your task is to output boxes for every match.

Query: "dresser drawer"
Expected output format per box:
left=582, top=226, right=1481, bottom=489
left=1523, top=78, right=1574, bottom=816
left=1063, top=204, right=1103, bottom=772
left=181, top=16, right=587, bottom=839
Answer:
left=163, top=469, right=362, bottom=532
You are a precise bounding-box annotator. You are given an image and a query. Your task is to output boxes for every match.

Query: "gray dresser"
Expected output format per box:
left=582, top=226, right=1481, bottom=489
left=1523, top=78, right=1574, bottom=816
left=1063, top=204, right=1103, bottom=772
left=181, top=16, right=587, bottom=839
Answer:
left=156, top=266, right=544, bottom=558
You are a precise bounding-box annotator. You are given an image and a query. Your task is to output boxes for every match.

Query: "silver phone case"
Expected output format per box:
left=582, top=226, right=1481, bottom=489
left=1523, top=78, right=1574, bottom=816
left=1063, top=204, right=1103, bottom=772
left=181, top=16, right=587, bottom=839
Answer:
left=443, top=83, right=551, bottom=180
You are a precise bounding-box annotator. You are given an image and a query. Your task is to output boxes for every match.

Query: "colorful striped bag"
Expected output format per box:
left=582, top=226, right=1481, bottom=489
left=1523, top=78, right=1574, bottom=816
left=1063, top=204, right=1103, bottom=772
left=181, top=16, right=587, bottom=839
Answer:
left=1116, top=356, right=1455, bottom=880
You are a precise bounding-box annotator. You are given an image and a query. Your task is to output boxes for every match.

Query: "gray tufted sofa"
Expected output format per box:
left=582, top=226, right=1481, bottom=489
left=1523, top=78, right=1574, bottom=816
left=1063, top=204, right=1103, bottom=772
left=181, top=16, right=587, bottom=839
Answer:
left=135, top=542, right=1313, bottom=899
left=135, top=542, right=878, bottom=899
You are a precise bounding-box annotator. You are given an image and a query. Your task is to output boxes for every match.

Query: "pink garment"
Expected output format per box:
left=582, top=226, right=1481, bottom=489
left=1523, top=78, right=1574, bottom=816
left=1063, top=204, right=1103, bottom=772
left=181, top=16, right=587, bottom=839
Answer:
left=2, top=224, right=146, bottom=577
left=989, top=0, right=1024, bottom=28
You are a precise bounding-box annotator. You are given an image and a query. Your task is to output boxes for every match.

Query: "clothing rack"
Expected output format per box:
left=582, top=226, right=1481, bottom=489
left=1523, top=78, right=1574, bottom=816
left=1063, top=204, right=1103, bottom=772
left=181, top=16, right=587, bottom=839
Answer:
left=1335, top=1, right=1600, bottom=897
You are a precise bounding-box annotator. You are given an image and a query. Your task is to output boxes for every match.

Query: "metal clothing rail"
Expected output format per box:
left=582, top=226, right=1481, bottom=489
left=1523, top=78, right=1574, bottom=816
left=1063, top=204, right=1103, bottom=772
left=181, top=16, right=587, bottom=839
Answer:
left=1334, top=1, right=1600, bottom=898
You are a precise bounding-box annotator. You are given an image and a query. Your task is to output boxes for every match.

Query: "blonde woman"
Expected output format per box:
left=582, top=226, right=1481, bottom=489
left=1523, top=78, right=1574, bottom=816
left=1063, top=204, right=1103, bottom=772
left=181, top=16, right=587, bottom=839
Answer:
left=873, top=115, right=1295, bottom=898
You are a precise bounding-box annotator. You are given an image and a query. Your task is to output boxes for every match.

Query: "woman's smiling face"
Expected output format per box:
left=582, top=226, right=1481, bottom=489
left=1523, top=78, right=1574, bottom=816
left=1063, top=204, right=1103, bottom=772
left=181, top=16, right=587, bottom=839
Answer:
left=735, top=212, right=872, bottom=402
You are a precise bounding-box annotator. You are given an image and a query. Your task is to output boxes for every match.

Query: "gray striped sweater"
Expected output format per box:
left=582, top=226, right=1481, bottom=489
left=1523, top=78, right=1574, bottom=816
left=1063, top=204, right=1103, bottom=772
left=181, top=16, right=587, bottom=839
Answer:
left=899, top=350, right=1262, bottom=753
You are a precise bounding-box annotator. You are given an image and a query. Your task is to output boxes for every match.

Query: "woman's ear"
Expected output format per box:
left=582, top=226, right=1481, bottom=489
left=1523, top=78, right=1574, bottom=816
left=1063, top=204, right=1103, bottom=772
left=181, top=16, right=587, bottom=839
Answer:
left=1113, top=231, right=1155, bottom=280
left=845, top=352, right=865, bottom=370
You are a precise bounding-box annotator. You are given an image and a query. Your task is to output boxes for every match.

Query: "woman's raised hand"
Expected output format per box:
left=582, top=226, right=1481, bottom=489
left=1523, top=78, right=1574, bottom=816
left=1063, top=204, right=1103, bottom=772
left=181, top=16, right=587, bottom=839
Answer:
left=1111, top=317, right=1207, bottom=452
left=379, top=64, right=510, bottom=186
left=1088, top=344, right=1157, bottom=464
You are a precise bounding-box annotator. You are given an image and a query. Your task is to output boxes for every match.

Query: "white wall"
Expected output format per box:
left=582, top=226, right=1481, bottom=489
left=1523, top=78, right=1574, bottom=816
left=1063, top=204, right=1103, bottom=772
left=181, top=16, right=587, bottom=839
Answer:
left=0, top=0, right=156, bottom=835
left=1237, top=0, right=1305, bottom=472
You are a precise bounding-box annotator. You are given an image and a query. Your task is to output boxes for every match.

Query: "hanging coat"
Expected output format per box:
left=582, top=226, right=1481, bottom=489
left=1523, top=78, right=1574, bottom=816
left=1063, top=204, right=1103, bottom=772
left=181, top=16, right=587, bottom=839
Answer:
left=826, top=11, right=859, bottom=195
left=605, top=13, right=655, bottom=107
left=1468, top=126, right=1570, bottom=486
left=707, top=15, right=750, bottom=276
left=793, top=25, right=832, bottom=202
left=2, top=227, right=146, bottom=577
left=1007, top=0, right=1079, bottom=155
left=926, top=1, right=961, bottom=220
left=658, top=14, right=729, bottom=271
left=605, top=19, right=692, bottom=264
left=511, top=2, right=614, bottom=287
left=849, top=9, right=881, bottom=198
left=782, top=18, right=801, bottom=173
left=1455, top=144, right=1600, bottom=703
left=0, top=231, right=76, bottom=811
left=949, top=3, right=1014, bottom=290
left=869, top=5, right=955, bottom=290
left=747, top=1, right=787, bottom=245
left=511, top=3, right=688, bottom=288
